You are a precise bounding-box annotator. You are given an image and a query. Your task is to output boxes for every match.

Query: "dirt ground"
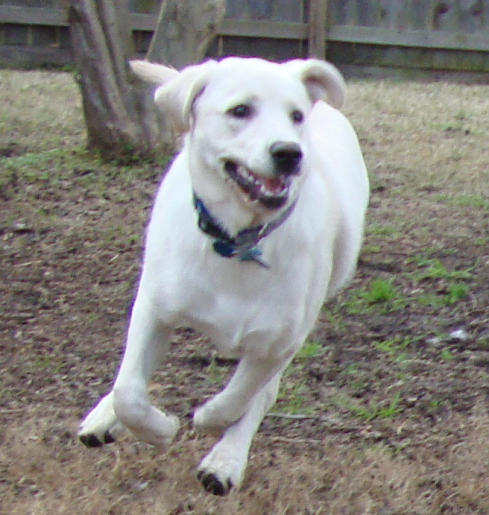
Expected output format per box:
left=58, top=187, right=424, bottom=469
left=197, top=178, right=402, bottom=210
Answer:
left=1, top=69, right=489, bottom=514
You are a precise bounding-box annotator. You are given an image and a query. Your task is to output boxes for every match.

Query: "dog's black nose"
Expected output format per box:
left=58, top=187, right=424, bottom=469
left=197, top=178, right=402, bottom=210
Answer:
left=270, top=142, right=303, bottom=175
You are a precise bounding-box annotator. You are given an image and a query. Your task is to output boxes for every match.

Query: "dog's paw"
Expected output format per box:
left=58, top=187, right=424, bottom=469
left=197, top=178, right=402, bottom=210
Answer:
left=197, top=449, right=245, bottom=496
left=197, top=470, right=234, bottom=496
left=79, top=393, right=124, bottom=448
left=79, top=419, right=125, bottom=448
left=79, top=428, right=119, bottom=448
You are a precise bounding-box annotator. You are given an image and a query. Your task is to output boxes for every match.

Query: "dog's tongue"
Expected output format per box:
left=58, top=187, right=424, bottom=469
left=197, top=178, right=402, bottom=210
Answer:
left=261, top=176, right=285, bottom=193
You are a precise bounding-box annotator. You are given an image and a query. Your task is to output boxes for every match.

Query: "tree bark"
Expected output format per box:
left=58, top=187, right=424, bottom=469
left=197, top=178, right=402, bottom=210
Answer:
left=68, top=0, right=162, bottom=161
left=147, top=0, right=226, bottom=68
left=68, top=0, right=225, bottom=160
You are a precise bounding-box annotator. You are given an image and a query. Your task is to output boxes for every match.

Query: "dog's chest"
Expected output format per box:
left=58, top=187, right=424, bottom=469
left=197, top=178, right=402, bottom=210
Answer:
left=171, top=262, right=299, bottom=354
left=143, top=165, right=334, bottom=355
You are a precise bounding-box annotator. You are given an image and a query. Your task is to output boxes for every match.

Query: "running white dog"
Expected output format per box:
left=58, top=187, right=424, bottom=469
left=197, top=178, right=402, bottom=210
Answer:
left=78, top=57, right=369, bottom=495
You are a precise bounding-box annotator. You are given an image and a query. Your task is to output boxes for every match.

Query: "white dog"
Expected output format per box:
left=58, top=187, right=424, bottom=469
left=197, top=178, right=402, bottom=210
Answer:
left=78, top=57, right=369, bottom=495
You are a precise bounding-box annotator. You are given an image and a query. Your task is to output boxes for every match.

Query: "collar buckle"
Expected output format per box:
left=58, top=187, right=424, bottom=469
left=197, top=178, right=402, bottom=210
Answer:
left=193, top=192, right=296, bottom=269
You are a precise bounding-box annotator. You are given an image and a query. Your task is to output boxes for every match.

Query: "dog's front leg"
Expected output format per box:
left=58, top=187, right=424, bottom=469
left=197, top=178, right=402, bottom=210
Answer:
left=78, top=390, right=124, bottom=447
left=194, top=350, right=292, bottom=431
left=112, top=296, right=179, bottom=447
left=79, top=295, right=179, bottom=448
left=197, top=373, right=282, bottom=495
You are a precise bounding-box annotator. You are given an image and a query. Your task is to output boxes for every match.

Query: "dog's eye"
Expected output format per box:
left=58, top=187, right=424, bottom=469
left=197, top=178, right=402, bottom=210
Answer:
left=291, top=110, right=304, bottom=124
left=228, top=104, right=253, bottom=119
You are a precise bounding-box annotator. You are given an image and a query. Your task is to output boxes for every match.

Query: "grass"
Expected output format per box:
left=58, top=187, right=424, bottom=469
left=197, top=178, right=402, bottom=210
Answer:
left=0, top=70, right=84, bottom=152
left=436, top=193, right=489, bottom=209
left=341, top=253, right=475, bottom=316
left=350, top=392, right=404, bottom=421
left=374, top=336, right=414, bottom=356
left=344, top=278, right=408, bottom=314
left=295, top=340, right=326, bottom=360
left=418, top=282, right=470, bottom=307
left=2, top=69, right=489, bottom=514
left=408, top=256, right=474, bottom=282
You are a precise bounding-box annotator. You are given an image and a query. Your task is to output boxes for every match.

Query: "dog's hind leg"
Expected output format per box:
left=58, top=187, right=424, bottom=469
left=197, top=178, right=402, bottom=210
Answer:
left=79, top=295, right=179, bottom=448
left=197, top=372, right=282, bottom=495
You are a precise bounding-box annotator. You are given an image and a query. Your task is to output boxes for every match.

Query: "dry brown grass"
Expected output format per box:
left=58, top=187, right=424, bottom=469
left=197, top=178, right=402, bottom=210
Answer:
left=1, top=69, right=489, bottom=514
left=4, top=408, right=489, bottom=514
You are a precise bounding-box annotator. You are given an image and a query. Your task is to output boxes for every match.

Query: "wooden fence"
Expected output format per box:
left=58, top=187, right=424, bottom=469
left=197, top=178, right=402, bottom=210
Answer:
left=1, top=0, right=489, bottom=75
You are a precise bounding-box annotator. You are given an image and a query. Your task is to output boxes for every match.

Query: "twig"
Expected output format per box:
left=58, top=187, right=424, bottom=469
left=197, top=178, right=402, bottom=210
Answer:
left=267, top=412, right=319, bottom=420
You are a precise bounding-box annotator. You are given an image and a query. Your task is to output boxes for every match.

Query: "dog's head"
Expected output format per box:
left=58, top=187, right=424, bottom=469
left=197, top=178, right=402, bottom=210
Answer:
left=131, top=57, right=345, bottom=213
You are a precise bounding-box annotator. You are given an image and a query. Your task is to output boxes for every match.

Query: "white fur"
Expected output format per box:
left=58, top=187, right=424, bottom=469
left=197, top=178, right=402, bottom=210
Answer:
left=79, top=57, right=369, bottom=495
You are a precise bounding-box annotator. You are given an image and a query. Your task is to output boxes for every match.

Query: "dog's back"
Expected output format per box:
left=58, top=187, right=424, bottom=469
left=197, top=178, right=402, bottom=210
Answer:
left=307, top=100, right=369, bottom=298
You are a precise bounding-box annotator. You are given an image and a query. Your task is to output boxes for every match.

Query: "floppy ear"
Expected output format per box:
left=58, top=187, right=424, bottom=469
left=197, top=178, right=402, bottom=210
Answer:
left=129, top=60, right=179, bottom=85
left=130, top=59, right=218, bottom=133
left=283, top=59, right=345, bottom=110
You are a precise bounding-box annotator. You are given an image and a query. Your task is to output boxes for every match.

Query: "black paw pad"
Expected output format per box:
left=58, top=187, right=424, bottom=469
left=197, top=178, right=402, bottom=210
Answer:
left=79, top=433, right=104, bottom=448
left=103, top=430, right=116, bottom=444
left=79, top=431, right=116, bottom=448
left=197, top=471, right=233, bottom=496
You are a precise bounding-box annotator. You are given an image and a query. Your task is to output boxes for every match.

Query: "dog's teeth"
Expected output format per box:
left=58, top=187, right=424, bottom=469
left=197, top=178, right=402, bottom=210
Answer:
left=244, top=170, right=257, bottom=184
left=229, top=162, right=290, bottom=206
left=260, top=186, right=277, bottom=197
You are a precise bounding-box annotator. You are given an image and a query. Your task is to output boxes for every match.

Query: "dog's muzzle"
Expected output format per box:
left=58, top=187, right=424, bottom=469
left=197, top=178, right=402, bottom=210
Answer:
left=224, top=142, right=302, bottom=210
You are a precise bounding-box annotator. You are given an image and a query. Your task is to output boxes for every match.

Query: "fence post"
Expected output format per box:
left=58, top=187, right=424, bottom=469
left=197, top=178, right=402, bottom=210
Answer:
left=308, top=0, right=328, bottom=58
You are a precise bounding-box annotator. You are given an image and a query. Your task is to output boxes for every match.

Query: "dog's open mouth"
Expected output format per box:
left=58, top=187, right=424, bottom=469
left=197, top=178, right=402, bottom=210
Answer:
left=224, top=161, right=291, bottom=209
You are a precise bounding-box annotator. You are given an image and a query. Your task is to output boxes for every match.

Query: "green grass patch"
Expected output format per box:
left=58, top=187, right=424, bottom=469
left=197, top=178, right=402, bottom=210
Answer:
left=374, top=336, right=413, bottom=356
left=334, top=392, right=404, bottom=422
left=295, top=340, right=326, bottom=360
left=344, top=278, right=407, bottom=314
left=409, top=256, right=473, bottom=282
left=435, top=193, right=489, bottom=210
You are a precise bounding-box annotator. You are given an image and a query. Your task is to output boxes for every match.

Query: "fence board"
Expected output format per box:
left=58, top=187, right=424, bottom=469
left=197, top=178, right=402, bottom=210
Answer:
left=0, top=43, right=71, bottom=66
left=221, top=19, right=307, bottom=39
left=328, top=24, right=489, bottom=52
left=1, top=0, right=58, bottom=6
left=0, top=6, right=67, bottom=26
left=432, top=0, right=460, bottom=30
left=308, top=0, right=328, bottom=57
left=409, top=0, right=433, bottom=30
left=380, top=0, right=406, bottom=28
left=128, top=0, right=161, bottom=14
left=459, top=0, right=483, bottom=32
left=0, top=7, right=308, bottom=40
left=2, top=0, right=489, bottom=74
left=335, top=0, right=358, bottom=25
left=2, top=2, right=489, bottom=51
left=225, top=0, right=303, bottom=22
left=357, top=1, right=379, bottom=26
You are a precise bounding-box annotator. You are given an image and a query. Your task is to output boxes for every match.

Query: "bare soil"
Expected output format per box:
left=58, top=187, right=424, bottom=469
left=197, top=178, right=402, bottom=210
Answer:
left=1, top=70, right=489, bottom=514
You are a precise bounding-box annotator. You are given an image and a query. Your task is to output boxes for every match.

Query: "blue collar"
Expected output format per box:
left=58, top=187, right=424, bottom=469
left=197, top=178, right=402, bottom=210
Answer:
left=193, top=193, right=297, bottom=269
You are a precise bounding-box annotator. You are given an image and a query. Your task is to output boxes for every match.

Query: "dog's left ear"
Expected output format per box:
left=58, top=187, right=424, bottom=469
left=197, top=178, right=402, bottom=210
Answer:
left=130, top=59, right=218, bottom=133
left=283, top=59, right=345, bottom=110
left=155, top=61, right=218, bottom=133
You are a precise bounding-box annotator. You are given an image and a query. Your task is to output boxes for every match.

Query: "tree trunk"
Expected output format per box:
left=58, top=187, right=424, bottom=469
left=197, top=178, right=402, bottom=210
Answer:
left=68, top=0, right=225, bottom=160
left=147, top=0, right=226, bottom=68
left=68, top=0, right=163, bottom=161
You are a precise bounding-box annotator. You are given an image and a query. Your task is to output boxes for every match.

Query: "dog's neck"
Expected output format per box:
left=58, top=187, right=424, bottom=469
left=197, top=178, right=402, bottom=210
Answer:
left=193, top=193, right=297, bottom=268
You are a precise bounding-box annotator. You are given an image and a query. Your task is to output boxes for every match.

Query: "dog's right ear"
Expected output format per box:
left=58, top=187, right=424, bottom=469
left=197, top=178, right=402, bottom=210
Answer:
left=130, top=59, right=218, bottom=133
